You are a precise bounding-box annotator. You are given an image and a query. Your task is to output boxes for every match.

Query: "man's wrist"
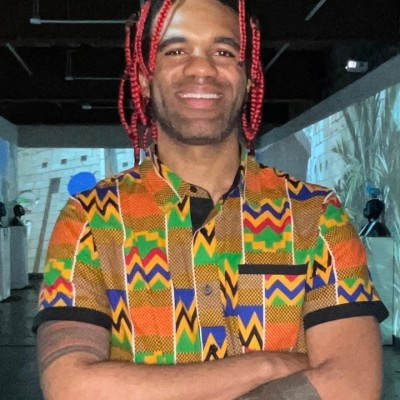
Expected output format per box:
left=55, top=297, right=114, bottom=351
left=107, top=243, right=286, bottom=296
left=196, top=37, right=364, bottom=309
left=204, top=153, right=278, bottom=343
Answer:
left=262, top=352, right=309, bottom=382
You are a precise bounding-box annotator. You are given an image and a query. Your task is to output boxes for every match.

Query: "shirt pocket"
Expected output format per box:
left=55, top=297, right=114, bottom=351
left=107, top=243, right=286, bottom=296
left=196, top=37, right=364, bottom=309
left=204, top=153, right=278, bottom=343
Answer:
left=238, top=263, right=308, bottom=351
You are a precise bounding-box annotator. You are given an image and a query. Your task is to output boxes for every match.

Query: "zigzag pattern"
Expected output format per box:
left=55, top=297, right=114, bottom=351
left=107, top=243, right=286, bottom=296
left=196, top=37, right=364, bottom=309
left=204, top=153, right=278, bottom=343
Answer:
left=265, top=277, right=305, bottom=306
left=169, top=195, right=190, bottom=222
left=77, top=188, right=121, bottom=224
left=338, top=280, right=373, bottom=302
left=220, top=259, right=238, bottom=316
left=175, top=301, right=199, bottom=345
left=142, top=248, right=170, bottom=290
left=80, top=227, right=98, bottom=252
left=126, top=259, right=147, bottom=290
left=309, top=247, right=335, bottom=290
left=238, top=311, right=263, bottom=350
left=193, top=224, right=216, bottom=259
left=203, top=331, right=228, bottom=360
left=243, top=200, right=290, bottom=232
left=107, top=290, right=133, bottom=345
left=39, top=277, right=74, bottom=308
left=287, top=180, right=328, bottom=201
left=126, top=249, right=171, bottom=290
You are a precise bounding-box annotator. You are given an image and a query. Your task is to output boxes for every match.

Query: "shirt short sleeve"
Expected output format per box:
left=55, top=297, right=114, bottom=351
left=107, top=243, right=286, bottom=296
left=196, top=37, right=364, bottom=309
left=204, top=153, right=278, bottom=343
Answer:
left=32, top=197, right=112, bottom=333
left=303, top=191, right=388, bottom=330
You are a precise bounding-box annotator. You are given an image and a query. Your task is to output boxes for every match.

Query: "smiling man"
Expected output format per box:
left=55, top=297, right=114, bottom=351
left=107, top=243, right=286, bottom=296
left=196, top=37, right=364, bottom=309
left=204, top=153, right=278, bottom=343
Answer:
left=34, top=1, right=388, bottom=399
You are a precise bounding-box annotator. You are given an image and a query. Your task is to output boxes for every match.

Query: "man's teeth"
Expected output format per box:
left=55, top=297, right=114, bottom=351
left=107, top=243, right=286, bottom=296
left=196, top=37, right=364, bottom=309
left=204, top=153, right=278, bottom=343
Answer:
left=180, top=93, right=220, bottom=99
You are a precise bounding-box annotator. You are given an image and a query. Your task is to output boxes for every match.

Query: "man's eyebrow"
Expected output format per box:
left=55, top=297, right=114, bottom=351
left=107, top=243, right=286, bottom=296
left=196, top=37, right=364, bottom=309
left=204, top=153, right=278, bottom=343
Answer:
left=214, top=37, right=241, bottom=52
left=158, top=36, right=187, bottom=52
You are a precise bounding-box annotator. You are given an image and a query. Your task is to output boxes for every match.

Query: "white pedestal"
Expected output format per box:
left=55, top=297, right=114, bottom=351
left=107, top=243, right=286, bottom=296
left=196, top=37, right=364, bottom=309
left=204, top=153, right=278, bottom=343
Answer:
left=363, top=237, right=394, bottom=345
left=0, top=228, right=11, bottom=301
left=9, top=226, right=29, bottom=289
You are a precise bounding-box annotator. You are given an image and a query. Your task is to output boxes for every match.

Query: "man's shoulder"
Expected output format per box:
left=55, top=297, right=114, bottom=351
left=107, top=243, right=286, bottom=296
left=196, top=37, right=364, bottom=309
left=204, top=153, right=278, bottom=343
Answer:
left=72, top=168, right=143, bottom=200
left=254, top=160, right=333, bottom=199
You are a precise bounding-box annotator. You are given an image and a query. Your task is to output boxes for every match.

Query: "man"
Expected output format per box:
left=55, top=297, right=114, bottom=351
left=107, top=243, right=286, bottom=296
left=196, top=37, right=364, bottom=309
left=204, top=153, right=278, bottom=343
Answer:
left=34, top=0, right=388, bottom=399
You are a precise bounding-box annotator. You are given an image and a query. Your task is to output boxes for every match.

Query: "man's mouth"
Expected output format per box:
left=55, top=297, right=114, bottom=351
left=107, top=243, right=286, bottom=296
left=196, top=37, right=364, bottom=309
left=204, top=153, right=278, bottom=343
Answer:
left=178, top=93, right=222, bottom=99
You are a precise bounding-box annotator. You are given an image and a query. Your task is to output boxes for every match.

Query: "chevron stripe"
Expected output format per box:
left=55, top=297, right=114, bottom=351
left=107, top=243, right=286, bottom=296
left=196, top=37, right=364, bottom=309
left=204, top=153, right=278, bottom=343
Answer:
left=168, top=195, right=191, bottom=225
left=40, top=291, right=74, bottom=308
left=243, top=200, right=291, bottom=233
left=107, top=290, right=132, bottom=345
left=142, top=248, right=170, bottom=290
left=39, top=277, right=74, bottom=308
left=338, top=281, right=373, bottom=302
left=287, top=181, right=328, bottom=200
left=243, top=199, right=290, bottom=219
left=127, top=263, right=147, bottom=290
left=175, top=301, right=199, bottom=345
left=243, top=214, right=291, bottom=235
left=202, top=326, right=227, bottom=348
left=238, top=311, right=263, bottom=350
left=193, top=224, right=216, bottom=259
left=77, top=188, right=122, bottom=226
left=202, top=327, right=228, bottom=360
left=220, top=259, right=239, bottom=316
left=265, top=276, right=306, bottom=294
left=265, top=281, right=305, bottom=306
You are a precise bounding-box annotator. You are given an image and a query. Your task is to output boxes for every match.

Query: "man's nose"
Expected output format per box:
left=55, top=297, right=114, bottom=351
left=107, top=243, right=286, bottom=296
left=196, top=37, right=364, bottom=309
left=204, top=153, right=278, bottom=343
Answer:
left=182, top=54, right=218, bottom=79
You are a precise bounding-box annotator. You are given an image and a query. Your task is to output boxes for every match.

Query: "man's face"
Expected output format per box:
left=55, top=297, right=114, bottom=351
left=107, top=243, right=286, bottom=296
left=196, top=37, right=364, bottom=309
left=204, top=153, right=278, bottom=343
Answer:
left=142, top=0, right=249, bottom=146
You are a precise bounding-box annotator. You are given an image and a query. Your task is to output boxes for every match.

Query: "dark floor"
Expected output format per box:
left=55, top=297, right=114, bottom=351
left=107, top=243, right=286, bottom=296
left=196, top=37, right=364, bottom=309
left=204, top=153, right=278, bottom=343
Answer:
left=0, top=279, right=399, bottom=400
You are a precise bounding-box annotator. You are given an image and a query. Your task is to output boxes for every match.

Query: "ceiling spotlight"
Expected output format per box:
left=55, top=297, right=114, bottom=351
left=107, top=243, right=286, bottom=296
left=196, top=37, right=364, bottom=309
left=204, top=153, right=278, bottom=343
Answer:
left=345, top=60, right=369, bottom=73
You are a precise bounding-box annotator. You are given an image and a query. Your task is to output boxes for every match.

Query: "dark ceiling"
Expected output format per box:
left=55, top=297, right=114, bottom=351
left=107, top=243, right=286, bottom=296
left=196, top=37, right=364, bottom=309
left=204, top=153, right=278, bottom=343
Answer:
left=0, top=0, right=399, bottom=135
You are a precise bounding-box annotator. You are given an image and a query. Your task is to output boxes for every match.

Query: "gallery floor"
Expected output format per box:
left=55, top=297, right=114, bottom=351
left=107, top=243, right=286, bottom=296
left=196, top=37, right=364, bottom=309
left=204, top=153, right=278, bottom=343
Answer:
left=0, top=277, right=399, bottom=400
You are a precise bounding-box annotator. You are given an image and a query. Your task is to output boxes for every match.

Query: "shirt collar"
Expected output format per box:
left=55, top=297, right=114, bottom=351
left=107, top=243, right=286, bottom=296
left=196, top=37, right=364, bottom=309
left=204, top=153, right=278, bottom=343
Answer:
left=139, top=144, right=262, bottom=213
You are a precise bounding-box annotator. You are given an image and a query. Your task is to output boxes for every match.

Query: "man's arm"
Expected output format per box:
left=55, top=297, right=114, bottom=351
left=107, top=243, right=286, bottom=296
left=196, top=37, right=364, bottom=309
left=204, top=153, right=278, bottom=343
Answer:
left=37, top=321, right=308, bottom=400
left=237, top=315, right=383, bottom=400
left=305, top=315, right=382, bottom=400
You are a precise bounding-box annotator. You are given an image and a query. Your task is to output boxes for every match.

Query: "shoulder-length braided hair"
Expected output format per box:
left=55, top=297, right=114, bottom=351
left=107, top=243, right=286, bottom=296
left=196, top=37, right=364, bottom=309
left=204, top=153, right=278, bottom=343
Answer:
left=118, top=0, right=265, bottom=164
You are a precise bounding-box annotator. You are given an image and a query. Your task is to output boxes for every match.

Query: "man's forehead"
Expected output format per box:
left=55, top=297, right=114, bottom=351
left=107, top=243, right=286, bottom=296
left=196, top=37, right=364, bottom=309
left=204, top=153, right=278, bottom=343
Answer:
left=157, top=0, right=240, bottom=37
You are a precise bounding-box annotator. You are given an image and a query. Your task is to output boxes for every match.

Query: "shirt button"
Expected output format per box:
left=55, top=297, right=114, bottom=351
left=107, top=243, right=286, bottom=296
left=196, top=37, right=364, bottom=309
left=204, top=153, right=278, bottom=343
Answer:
left=203, top=284, right=213, bottom=296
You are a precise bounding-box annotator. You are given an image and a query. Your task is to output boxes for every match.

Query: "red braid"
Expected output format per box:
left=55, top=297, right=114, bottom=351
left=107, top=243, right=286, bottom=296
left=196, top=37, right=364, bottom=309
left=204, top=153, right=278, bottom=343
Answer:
left=242, top=17, right=265, bottom=144
left=134, top=0, right=152, bottom=79
left=148, top=0, right=173, bottom=74
left=238, top=0, right=247, bottom=63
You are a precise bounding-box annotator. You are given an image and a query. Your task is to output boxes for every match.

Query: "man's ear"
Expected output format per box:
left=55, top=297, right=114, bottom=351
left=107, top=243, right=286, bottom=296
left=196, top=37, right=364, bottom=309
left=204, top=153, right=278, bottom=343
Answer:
left=139, top=72, right=150, bottom=98
left=244, top=78, right=252, bottom=101
left=246, top=78, right=252, bottom=94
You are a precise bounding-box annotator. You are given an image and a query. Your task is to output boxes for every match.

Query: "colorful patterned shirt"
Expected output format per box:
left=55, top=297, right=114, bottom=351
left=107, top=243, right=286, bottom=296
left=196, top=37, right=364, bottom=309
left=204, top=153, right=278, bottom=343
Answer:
left=33, top=149, right=388, bottom=364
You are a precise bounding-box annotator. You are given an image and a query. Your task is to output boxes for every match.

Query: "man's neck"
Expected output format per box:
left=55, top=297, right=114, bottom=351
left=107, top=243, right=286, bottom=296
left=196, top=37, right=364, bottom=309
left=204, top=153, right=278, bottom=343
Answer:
left=156, top=134, right=241, bottom=204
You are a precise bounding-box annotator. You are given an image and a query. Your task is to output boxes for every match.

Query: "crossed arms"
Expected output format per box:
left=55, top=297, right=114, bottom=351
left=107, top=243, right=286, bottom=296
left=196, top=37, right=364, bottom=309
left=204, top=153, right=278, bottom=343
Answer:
left=37, top=315, right=382, bottom=400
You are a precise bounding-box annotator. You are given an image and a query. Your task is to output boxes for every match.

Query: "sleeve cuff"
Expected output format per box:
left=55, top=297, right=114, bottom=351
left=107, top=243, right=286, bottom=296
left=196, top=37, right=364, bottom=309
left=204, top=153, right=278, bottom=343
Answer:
left=304, top=301, right=389, bottom=330
left=32, top=307, right=113, bottom=333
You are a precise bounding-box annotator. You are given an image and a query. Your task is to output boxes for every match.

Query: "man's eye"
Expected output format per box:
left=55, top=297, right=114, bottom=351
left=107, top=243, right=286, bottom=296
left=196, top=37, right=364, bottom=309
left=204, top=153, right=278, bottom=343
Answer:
left=216, top=50, right=235, bottom=58
left=165, top=49, right=185, bottom=56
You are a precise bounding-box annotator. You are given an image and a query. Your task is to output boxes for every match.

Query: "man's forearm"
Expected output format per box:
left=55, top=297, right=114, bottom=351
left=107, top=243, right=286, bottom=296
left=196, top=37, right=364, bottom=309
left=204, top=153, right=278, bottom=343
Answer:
left=38, top=321, right=308, bottom=400
left=42, top=351, right=308, bottom=400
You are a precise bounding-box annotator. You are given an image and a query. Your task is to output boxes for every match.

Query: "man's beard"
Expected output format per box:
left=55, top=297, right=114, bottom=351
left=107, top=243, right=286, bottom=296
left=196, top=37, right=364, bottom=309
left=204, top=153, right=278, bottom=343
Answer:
left=150, top=86, right=244, bottom=146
